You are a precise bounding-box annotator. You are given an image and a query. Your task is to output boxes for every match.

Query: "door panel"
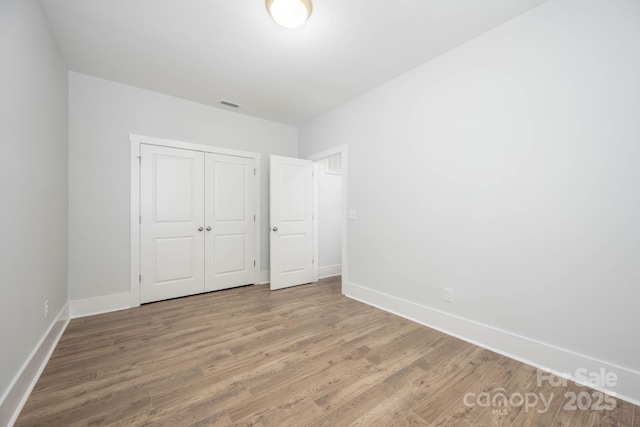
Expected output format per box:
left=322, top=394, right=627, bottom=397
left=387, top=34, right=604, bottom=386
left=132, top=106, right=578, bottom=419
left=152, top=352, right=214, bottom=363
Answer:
left=214, top=162, right=247, bottom=221
left=279, top=165, right=307, bottom=221
left=279, top=234, right=308, bottom=273
left=214, top=234, right=246, bottom=274
left=140, top=145, right=205, bottom=303
left=154, top=155, right=197, bottom=222
left=270, top=155, right=314, bottom=290
left=154, top=237, right=197, bottom=283
left=205, top=153, right=255, bottom=291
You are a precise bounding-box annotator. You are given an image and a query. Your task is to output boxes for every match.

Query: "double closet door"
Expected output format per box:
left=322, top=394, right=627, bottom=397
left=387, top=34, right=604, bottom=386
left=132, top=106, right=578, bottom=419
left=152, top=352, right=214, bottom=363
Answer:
left=140, top=144, right=255, bottom=303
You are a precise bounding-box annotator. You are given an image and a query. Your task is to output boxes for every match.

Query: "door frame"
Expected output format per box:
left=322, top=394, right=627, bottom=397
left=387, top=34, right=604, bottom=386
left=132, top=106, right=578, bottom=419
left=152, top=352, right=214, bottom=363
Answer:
left=307, top=145, right=348, bottom=286
left=130, top=134, right=262, bottom=307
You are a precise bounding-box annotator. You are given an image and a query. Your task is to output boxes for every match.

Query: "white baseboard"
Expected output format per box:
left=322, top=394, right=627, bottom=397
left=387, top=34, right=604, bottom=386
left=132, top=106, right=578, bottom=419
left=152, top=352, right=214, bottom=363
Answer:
left=344, top=281, right=640, bottom=406
left=319, top=264, right=342, bottom=279
left=69, top=275, right=277, bottom=319
left=68, top=275, right=274, bottom=320
left=69, top=292, right=133, bottom=318
left=0, top=303, right=70, bottom=427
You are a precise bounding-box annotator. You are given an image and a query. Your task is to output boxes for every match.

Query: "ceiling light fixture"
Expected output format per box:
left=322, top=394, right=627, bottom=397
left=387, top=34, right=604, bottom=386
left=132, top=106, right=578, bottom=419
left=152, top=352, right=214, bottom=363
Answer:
left=265, top=0, right=312, bottom=29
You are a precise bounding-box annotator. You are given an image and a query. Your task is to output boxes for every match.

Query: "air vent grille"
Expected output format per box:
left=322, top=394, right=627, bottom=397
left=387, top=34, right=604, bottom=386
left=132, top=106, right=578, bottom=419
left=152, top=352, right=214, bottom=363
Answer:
left=220, top=99, right=240, bottom=108
left=325, top=154, right=342, bottom=175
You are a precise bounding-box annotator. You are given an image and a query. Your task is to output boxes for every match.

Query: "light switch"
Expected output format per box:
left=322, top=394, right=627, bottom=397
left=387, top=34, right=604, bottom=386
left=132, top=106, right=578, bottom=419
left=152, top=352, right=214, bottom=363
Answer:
left=348, top=209, right=357, bottom=220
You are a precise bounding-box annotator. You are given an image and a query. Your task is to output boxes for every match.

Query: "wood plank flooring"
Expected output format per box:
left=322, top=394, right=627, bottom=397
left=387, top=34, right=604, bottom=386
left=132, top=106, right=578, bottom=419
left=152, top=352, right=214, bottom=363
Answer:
left=16, top=277, right=637, bottom=426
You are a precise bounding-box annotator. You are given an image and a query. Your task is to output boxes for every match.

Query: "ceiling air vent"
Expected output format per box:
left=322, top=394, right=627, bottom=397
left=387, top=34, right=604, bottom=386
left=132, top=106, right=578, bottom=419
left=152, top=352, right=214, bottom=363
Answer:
left=220, top=99, right=240, bottom=108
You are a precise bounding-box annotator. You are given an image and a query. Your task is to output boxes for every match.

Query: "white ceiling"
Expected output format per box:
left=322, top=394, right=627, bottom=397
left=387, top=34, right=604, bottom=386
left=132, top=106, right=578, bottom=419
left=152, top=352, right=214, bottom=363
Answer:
left=40, top=0, right=549, bottom=125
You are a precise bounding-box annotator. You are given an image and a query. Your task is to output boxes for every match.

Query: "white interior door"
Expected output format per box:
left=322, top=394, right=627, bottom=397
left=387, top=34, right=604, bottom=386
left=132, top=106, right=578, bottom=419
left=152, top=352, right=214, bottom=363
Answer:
left=270, top=155, right=314, bottom=290
left=140, top=144, right=205, bottom=303
left=205, top=153, right=255, bottom=291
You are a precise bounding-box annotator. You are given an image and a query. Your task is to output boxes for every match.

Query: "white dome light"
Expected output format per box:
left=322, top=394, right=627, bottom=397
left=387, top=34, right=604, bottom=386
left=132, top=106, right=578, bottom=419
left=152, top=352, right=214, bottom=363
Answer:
left=266, top=0, right=312, bottom=29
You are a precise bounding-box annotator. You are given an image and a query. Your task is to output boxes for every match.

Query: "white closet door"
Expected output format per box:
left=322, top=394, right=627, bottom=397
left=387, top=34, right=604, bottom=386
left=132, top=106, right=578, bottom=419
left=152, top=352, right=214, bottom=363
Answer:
left=205, top=153, right=255, bottom=292
left=270, top=155, right=314, bottom=290
left=140, top=144, right=205, bottom=303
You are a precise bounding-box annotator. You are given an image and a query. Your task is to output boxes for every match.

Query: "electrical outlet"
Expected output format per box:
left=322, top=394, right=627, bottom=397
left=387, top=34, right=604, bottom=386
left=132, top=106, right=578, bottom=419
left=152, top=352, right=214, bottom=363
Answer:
left=44, top=300, right=49, bottom=319
left=444, top=288, right=454, bottom=303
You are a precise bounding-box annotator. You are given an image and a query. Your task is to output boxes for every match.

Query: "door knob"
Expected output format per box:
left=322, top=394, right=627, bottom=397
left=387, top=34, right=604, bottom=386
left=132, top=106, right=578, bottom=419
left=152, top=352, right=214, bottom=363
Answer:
left=206, top=226, right=212, bottom=231
left=272, top=226, right=278, bottom=232
left=198, top=226, right=204, bottom=231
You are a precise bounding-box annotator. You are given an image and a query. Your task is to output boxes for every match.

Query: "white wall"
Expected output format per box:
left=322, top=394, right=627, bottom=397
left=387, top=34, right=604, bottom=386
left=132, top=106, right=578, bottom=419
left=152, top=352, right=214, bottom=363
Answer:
left=0, top=0, right=68, bottom=410
left=299, top=0, right=640, bottom=402
left=317, top=158, right=342, bottom=277
left=68, top=72, right=298, bottom=301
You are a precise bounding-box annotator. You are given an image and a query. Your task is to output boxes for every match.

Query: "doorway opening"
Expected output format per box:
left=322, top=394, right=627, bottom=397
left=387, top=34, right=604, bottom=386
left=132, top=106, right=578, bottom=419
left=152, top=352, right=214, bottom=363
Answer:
left=308, top=145, right=348, bottom=286
left=315, top=154, right=342, bottom=279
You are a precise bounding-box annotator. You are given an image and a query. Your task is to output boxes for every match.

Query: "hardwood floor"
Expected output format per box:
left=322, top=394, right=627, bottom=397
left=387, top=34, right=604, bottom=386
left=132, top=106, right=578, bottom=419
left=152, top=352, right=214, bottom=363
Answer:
left=16, top=277, right=637, bottom=426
